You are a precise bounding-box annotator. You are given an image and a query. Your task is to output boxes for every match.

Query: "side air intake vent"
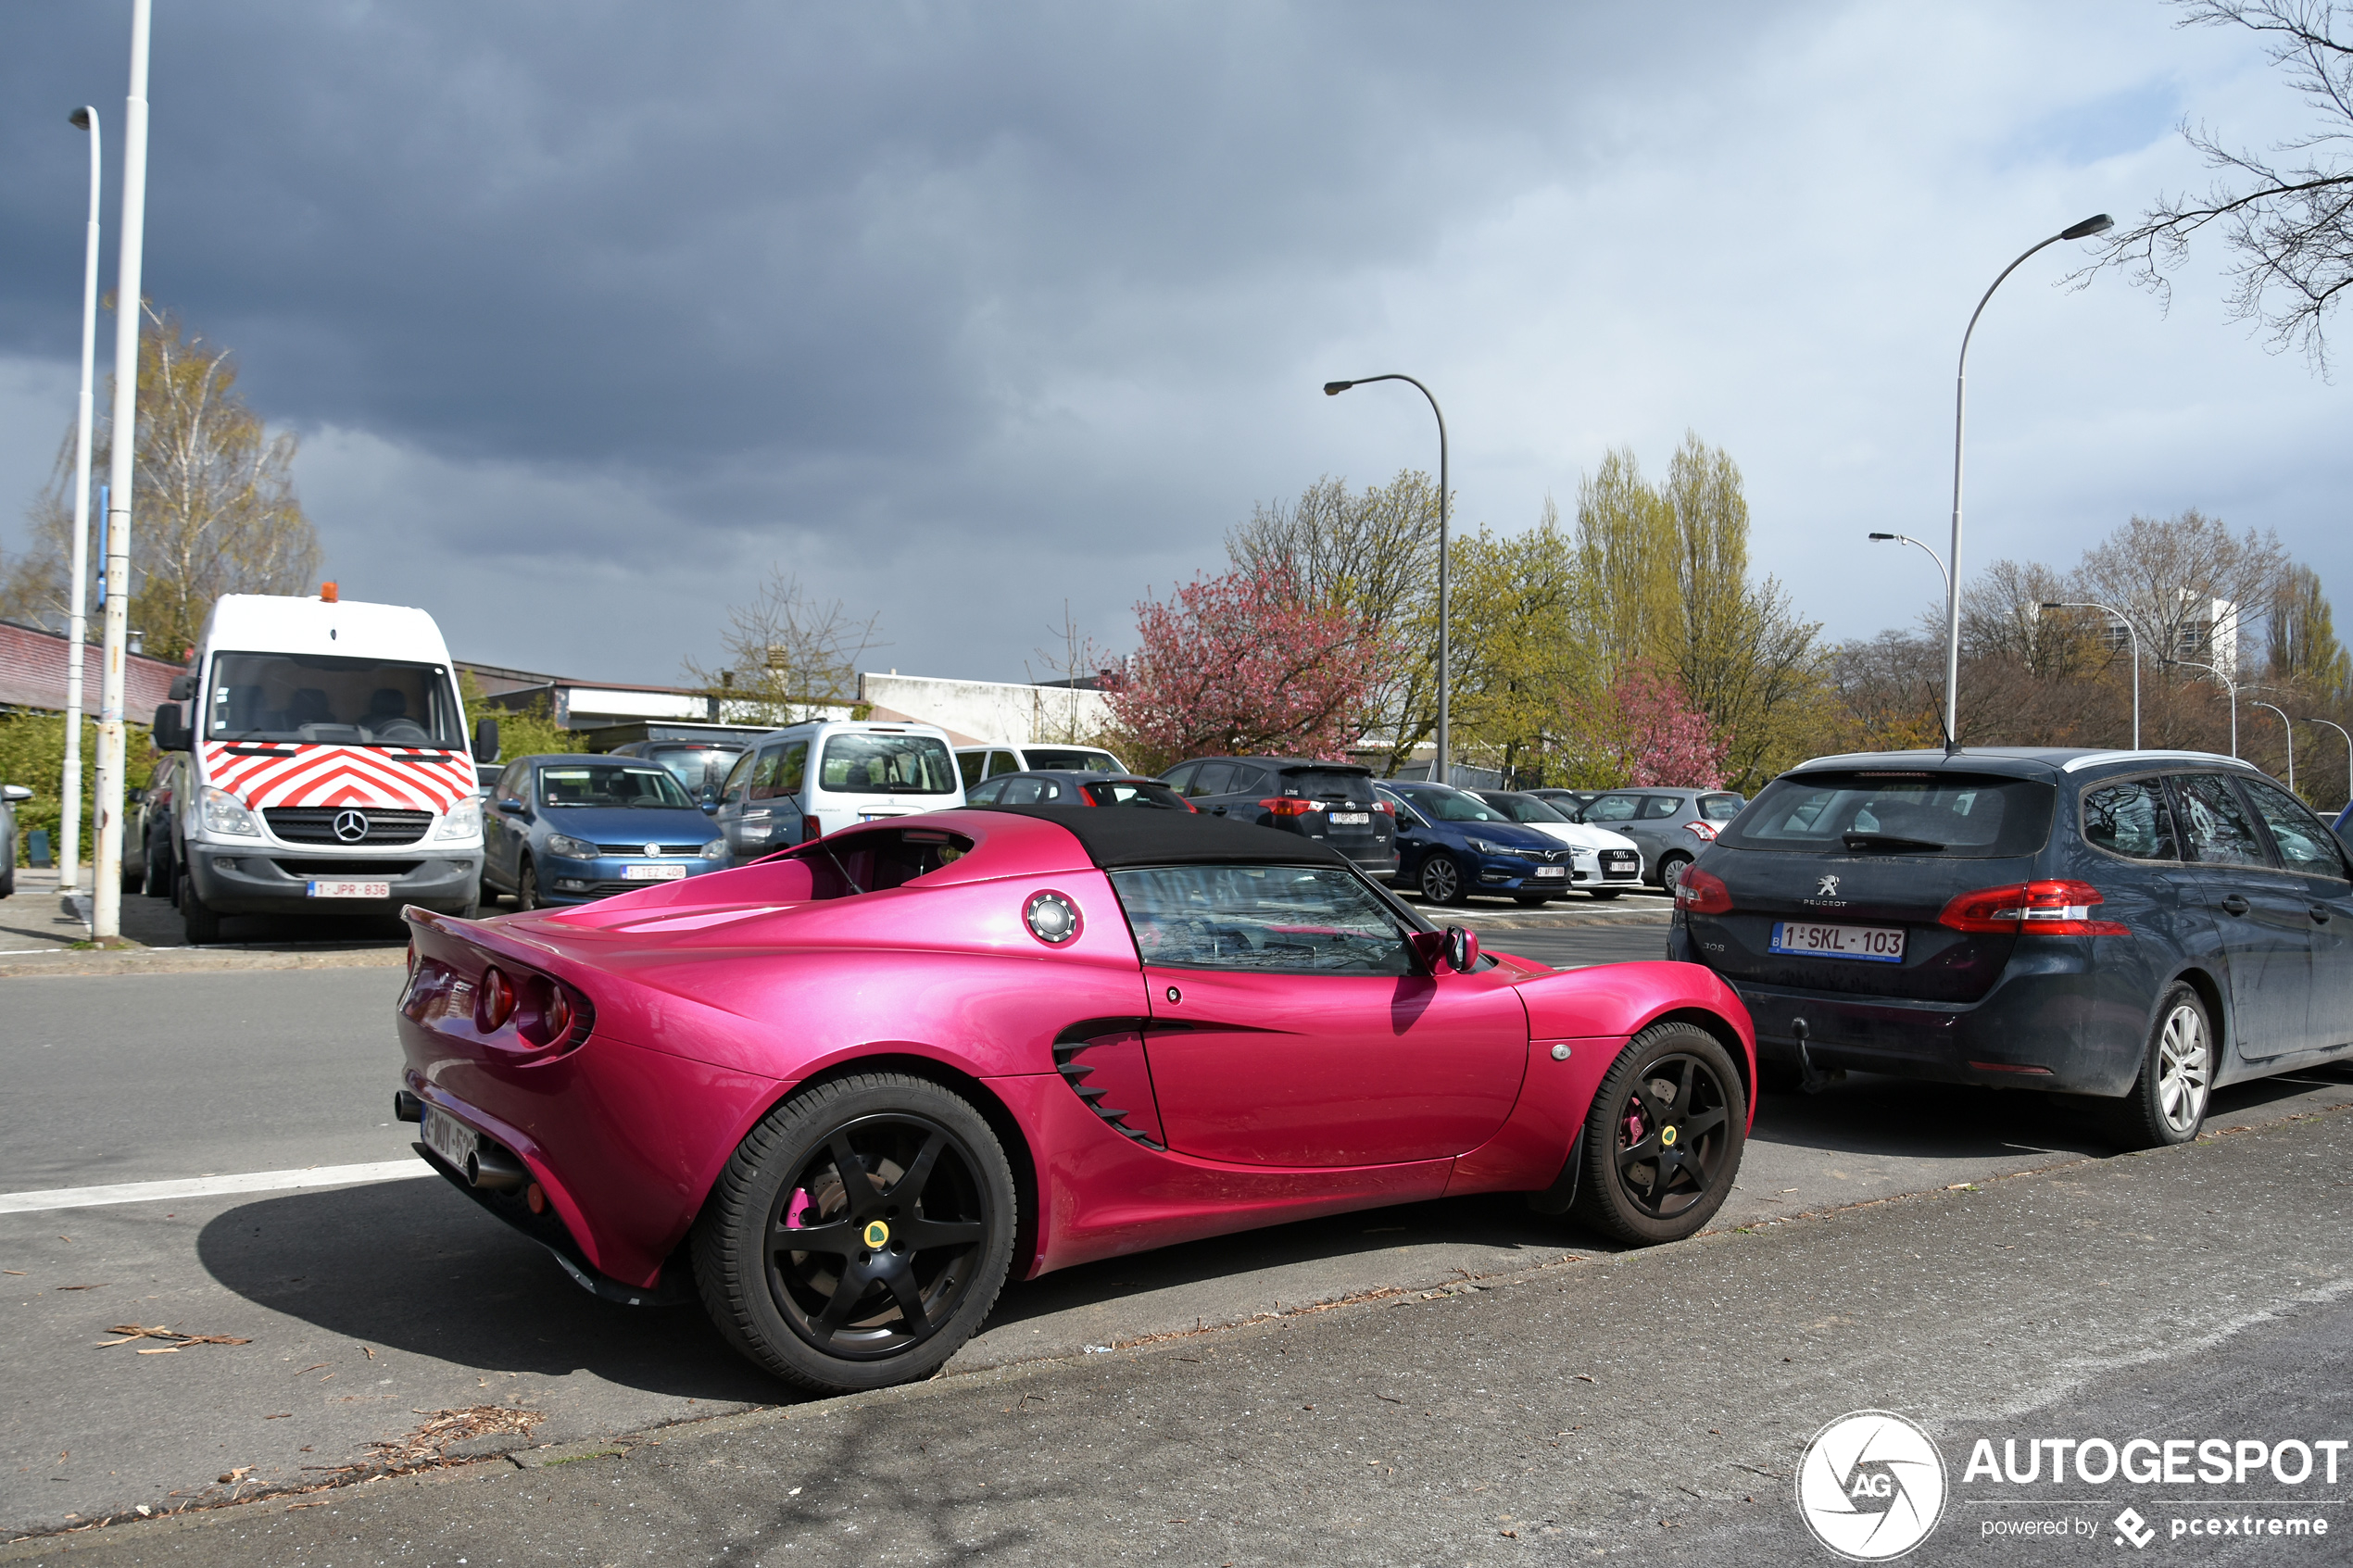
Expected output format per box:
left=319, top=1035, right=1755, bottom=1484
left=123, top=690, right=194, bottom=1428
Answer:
left=1051, top=1025, right=1165, bottom=1151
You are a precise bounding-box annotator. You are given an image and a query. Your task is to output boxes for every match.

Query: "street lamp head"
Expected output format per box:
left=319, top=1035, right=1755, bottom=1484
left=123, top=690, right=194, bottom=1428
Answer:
left=1868, top=532, right=1897, bottom=541
left=69, top=107, right=94, bottom=132
left=1322, top=381, right=1353, bottom=396
left=2039, top=601, right=2065, bottom=609
left=2060, top=212, right=2114, bottom=241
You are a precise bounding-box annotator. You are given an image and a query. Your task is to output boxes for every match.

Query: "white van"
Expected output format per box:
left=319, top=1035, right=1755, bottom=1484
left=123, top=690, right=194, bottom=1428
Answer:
left=148, top=590, right=497, bottom=941
left=715, top=719, right=963, bottom=859
left=953, top=741, right=1128, bottom=790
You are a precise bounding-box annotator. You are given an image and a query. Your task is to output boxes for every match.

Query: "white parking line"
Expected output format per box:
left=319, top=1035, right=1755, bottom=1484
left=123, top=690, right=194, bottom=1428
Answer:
left=0, top=1160, right=436, bottom=1214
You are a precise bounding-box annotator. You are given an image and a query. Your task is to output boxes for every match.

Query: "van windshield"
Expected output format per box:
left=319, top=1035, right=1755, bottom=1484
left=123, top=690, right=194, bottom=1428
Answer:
left=205, top=653, right=465, bottom=749
left=818, top=733, right=958, bottom=795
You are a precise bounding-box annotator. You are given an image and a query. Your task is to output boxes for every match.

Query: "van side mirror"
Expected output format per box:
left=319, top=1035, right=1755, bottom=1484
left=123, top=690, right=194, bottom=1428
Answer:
left=151, top=704, right=190, bottom=751
left=472, top=717, right=500, bottom=762
left=167, top=673, right=195, bottom=701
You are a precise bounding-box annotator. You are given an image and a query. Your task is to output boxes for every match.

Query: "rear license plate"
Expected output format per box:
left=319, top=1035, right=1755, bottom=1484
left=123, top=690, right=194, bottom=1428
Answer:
left=1328, top=811, right=1369, bottom=825
left=420, top=1107, right=475, bottom=1169
left=1535, top=865, right=1567, bottom=878
left=308, top=879, right=389, bottom=898
left=622, top=864, right=688, bottom=881
left=1770, top=921, right=1906, bottom=963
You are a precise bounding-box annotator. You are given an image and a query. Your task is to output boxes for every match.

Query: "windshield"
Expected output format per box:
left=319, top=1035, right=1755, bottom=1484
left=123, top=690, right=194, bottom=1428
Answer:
left=1718, top=770, right=2056, bottom=858
left=205, top=653, right=465, bottom=749
left=645, top=746, right=742, bottom=793
left=537, top=764, right=696, bottom=809
left=1026, top=747, right=1122, bottom=773
left=1414, top=787, right=1505, bottom=823
left=818, top=733, right=958, bottom=795
left=1489, top=793, right=1568, bottom=823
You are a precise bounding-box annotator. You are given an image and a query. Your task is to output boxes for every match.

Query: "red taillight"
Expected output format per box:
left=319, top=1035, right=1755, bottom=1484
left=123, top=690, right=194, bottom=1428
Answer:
left=1373, top=798, right=1394, bottom=816
left=801, top=814, right=823, bottom=842
left=1684, top=821, right=1718, bottom=842
left=1260, top=797, right=1318, bottom=817
left=540, top=983, right=573, bottom=1044
left=1939, top=880, right=2127, bottom=935
left=475, top=966, right=516, bottom=1032
left=1675, top=864, right=1733, bottom=915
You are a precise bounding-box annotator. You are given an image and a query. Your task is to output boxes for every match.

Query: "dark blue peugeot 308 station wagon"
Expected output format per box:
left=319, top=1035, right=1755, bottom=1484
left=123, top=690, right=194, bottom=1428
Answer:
left=1668, top=747, right=2353, bottom=1148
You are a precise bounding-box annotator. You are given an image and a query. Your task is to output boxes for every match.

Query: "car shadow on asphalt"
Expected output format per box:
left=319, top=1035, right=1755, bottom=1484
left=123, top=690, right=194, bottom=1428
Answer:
left=195, top=1178, right=779, bottom=1404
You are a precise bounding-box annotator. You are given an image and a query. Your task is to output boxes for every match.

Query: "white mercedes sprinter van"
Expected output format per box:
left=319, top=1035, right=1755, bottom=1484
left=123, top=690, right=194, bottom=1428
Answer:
left=149, top=590, right=497, bottom=942
left=712, top=718, right=963, bottom=860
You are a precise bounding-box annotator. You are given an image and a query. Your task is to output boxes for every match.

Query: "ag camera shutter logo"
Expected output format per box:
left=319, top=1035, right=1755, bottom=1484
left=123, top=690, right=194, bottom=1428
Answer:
left=1797, top=1410, right=1948, bottom=1561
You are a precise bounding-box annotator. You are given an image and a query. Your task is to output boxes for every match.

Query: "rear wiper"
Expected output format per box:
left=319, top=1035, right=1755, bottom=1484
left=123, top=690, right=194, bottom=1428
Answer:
left=1843, top=832, right=1946, bottom=853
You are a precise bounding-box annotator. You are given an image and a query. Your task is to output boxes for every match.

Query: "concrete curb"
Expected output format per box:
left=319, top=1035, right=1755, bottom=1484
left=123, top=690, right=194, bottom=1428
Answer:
left=0, top=946, right=406, bottom=980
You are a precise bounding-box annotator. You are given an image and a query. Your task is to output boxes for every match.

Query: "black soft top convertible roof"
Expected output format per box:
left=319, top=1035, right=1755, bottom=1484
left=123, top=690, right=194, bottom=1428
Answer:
left=971, top=804, right=1350, bottom=869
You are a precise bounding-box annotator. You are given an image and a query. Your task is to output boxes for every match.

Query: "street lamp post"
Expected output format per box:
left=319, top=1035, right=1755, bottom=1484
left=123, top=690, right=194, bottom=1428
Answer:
left=92, top=0, right=153, bottom=942
left=1943, top=212, right=2114, bottom=748
left=2166, top=656, right=2241, bottom=759
left=59, top=107, right=103, bottom=909
left=2040, top=599, right=2140, bottom=750
left=1867, top=532, right=1951, bottom=599
left=2305, top=718, right=2353, bottom=811
left=2248, top=699, right=2295, bottom=791
left=1324, top=374, right=1449, bottom=784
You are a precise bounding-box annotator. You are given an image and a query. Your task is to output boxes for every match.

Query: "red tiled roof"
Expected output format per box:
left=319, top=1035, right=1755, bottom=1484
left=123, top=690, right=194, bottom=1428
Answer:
left=0, top=619, right=182, bottom=721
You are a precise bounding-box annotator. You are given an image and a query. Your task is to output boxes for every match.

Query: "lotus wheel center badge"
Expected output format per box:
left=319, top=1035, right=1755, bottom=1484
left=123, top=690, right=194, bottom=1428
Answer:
left=1661, top=1125, right=1678, bottom=1147
left=862, top=1221, right=890, bottom=1249
left=333, top=809, right=370, bottom=843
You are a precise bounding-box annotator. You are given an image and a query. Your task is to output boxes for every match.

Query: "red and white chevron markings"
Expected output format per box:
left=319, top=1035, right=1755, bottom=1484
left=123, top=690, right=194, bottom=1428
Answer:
left=200, top=742, right=475, bottom=812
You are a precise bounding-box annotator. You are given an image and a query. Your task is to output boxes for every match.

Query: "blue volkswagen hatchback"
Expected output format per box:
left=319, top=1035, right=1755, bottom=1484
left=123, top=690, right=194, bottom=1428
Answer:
left=482, top=754, right=728, bottom=909
left=1376, top=781, right=1583, bottom=906
left=1671, top=747, right=2353, bottom=1148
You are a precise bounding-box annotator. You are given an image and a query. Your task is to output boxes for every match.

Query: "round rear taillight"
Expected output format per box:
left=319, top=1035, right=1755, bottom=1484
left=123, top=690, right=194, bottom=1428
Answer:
left=541, top=984, right=573, bottom=1046
left=476, top=967, right=517, bottom=1032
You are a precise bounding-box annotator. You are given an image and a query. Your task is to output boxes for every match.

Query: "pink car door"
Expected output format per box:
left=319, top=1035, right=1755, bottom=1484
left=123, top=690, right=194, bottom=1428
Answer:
left=1111, top=863, right=1529, bottom=1167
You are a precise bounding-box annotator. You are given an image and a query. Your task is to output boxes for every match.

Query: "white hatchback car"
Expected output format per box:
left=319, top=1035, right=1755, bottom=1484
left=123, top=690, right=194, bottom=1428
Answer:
left=1472, top=789, right=1647, bottom=898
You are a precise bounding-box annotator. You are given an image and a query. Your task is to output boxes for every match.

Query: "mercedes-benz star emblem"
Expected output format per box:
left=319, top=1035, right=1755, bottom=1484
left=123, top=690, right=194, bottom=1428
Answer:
left=333, top=809, right=371, bottom=843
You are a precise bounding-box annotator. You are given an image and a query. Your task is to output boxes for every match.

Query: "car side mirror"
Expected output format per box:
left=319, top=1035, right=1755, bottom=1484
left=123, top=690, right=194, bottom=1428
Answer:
left=150, top=704, right=190, bottom=751
left=496, top=797, right=525, bottom=816
left=167, top=673, right=195, bottom=701
left=472, top=717, right=500, bottom=763
left=701, top=798, right=719, bottom=815
left=1444, top=924, right=1479, bottom=972
left=2, top=784, right=34, bottom=804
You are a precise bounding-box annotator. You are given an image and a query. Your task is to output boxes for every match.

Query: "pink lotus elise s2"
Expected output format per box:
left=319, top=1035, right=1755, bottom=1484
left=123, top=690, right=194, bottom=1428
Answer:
left=395, top=806, right=1755, bottom=1392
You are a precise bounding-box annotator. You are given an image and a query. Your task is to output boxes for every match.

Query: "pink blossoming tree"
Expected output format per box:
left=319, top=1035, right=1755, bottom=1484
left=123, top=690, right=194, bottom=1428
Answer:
left=1567, top=660, right=1730, bottom=787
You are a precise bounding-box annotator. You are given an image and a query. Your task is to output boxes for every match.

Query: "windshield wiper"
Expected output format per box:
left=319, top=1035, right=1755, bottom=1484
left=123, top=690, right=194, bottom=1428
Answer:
left=1843, top=832, right=1946, bottom=853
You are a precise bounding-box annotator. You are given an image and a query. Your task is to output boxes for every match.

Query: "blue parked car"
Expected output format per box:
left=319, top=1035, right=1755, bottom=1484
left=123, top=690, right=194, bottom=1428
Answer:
left=482, top=754, right=728, bottom=909
left=1376, top=781, right=1583, bottom=907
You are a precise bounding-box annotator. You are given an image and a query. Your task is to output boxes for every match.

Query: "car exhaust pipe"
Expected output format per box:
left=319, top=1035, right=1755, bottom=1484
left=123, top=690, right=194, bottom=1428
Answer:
left=466, top=1144, right=528, bottom=1191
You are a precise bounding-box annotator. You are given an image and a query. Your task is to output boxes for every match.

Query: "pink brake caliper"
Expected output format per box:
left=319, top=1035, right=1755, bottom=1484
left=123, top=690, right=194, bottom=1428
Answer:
left=784, top=1188, right=812, bottom=1228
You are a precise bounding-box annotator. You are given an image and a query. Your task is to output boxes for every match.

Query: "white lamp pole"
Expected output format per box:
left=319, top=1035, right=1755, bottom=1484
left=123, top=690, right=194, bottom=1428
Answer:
left=92, top=0, right=152, bottom=942
left=2167, top=657, right=2240, bottom=759
left=2039, top=599, right=2140, bottom=749
left=1867, top=532, right=1951, bottom=598
left=2305, top=718, right=2353, bottom=811
left=2248, top=699, right=2294, bottom=791
left=60, top=107, right=103, bottom=905
left=1324, top=374, right=1449, bottom=784
left=1942, top=213, right=2114, bottom=746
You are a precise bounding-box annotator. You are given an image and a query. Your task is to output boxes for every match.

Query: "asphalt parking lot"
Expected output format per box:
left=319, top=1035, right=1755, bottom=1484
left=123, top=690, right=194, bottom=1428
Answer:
left=6, top=923, right=2351, bottom=1545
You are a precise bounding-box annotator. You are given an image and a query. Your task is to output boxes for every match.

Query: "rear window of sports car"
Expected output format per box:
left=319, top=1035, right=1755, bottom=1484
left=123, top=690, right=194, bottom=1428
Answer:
left=1715, top=771, right=2055, bottom=858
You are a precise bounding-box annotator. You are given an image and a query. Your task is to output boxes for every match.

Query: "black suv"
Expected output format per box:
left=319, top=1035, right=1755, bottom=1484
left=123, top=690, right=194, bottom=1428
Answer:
left=1669, top=747, right=2353, bottom=1148
left=1161, top=755, right=1397, bottom=875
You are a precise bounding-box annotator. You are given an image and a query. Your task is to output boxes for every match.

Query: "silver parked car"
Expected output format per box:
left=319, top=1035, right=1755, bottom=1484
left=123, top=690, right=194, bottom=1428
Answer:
left=1575, top=787, right=1746, bottom=889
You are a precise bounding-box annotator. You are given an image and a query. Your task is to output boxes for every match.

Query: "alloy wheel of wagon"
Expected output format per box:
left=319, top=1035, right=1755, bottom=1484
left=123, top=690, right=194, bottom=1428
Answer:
left=516, top=858, right=543, bottom=911
left=1418, top=854, right=1466, bottom=906
left=2108, top=982, right=2212, bottom=1150
left=695, top=1073, right=1016, bottom=1393
left=1570, top=1021, right=1746, bottom=1245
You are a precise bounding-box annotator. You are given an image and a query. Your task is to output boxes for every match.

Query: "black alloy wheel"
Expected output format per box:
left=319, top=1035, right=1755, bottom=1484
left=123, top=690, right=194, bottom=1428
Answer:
left=516, top=858, right=543, bottom=911
left=695, top=1073, right=1015, bottom=1393
left=1418, top=853, right=1466, bottom=907
left=1570, top=1021, right=1746, bottom=1244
